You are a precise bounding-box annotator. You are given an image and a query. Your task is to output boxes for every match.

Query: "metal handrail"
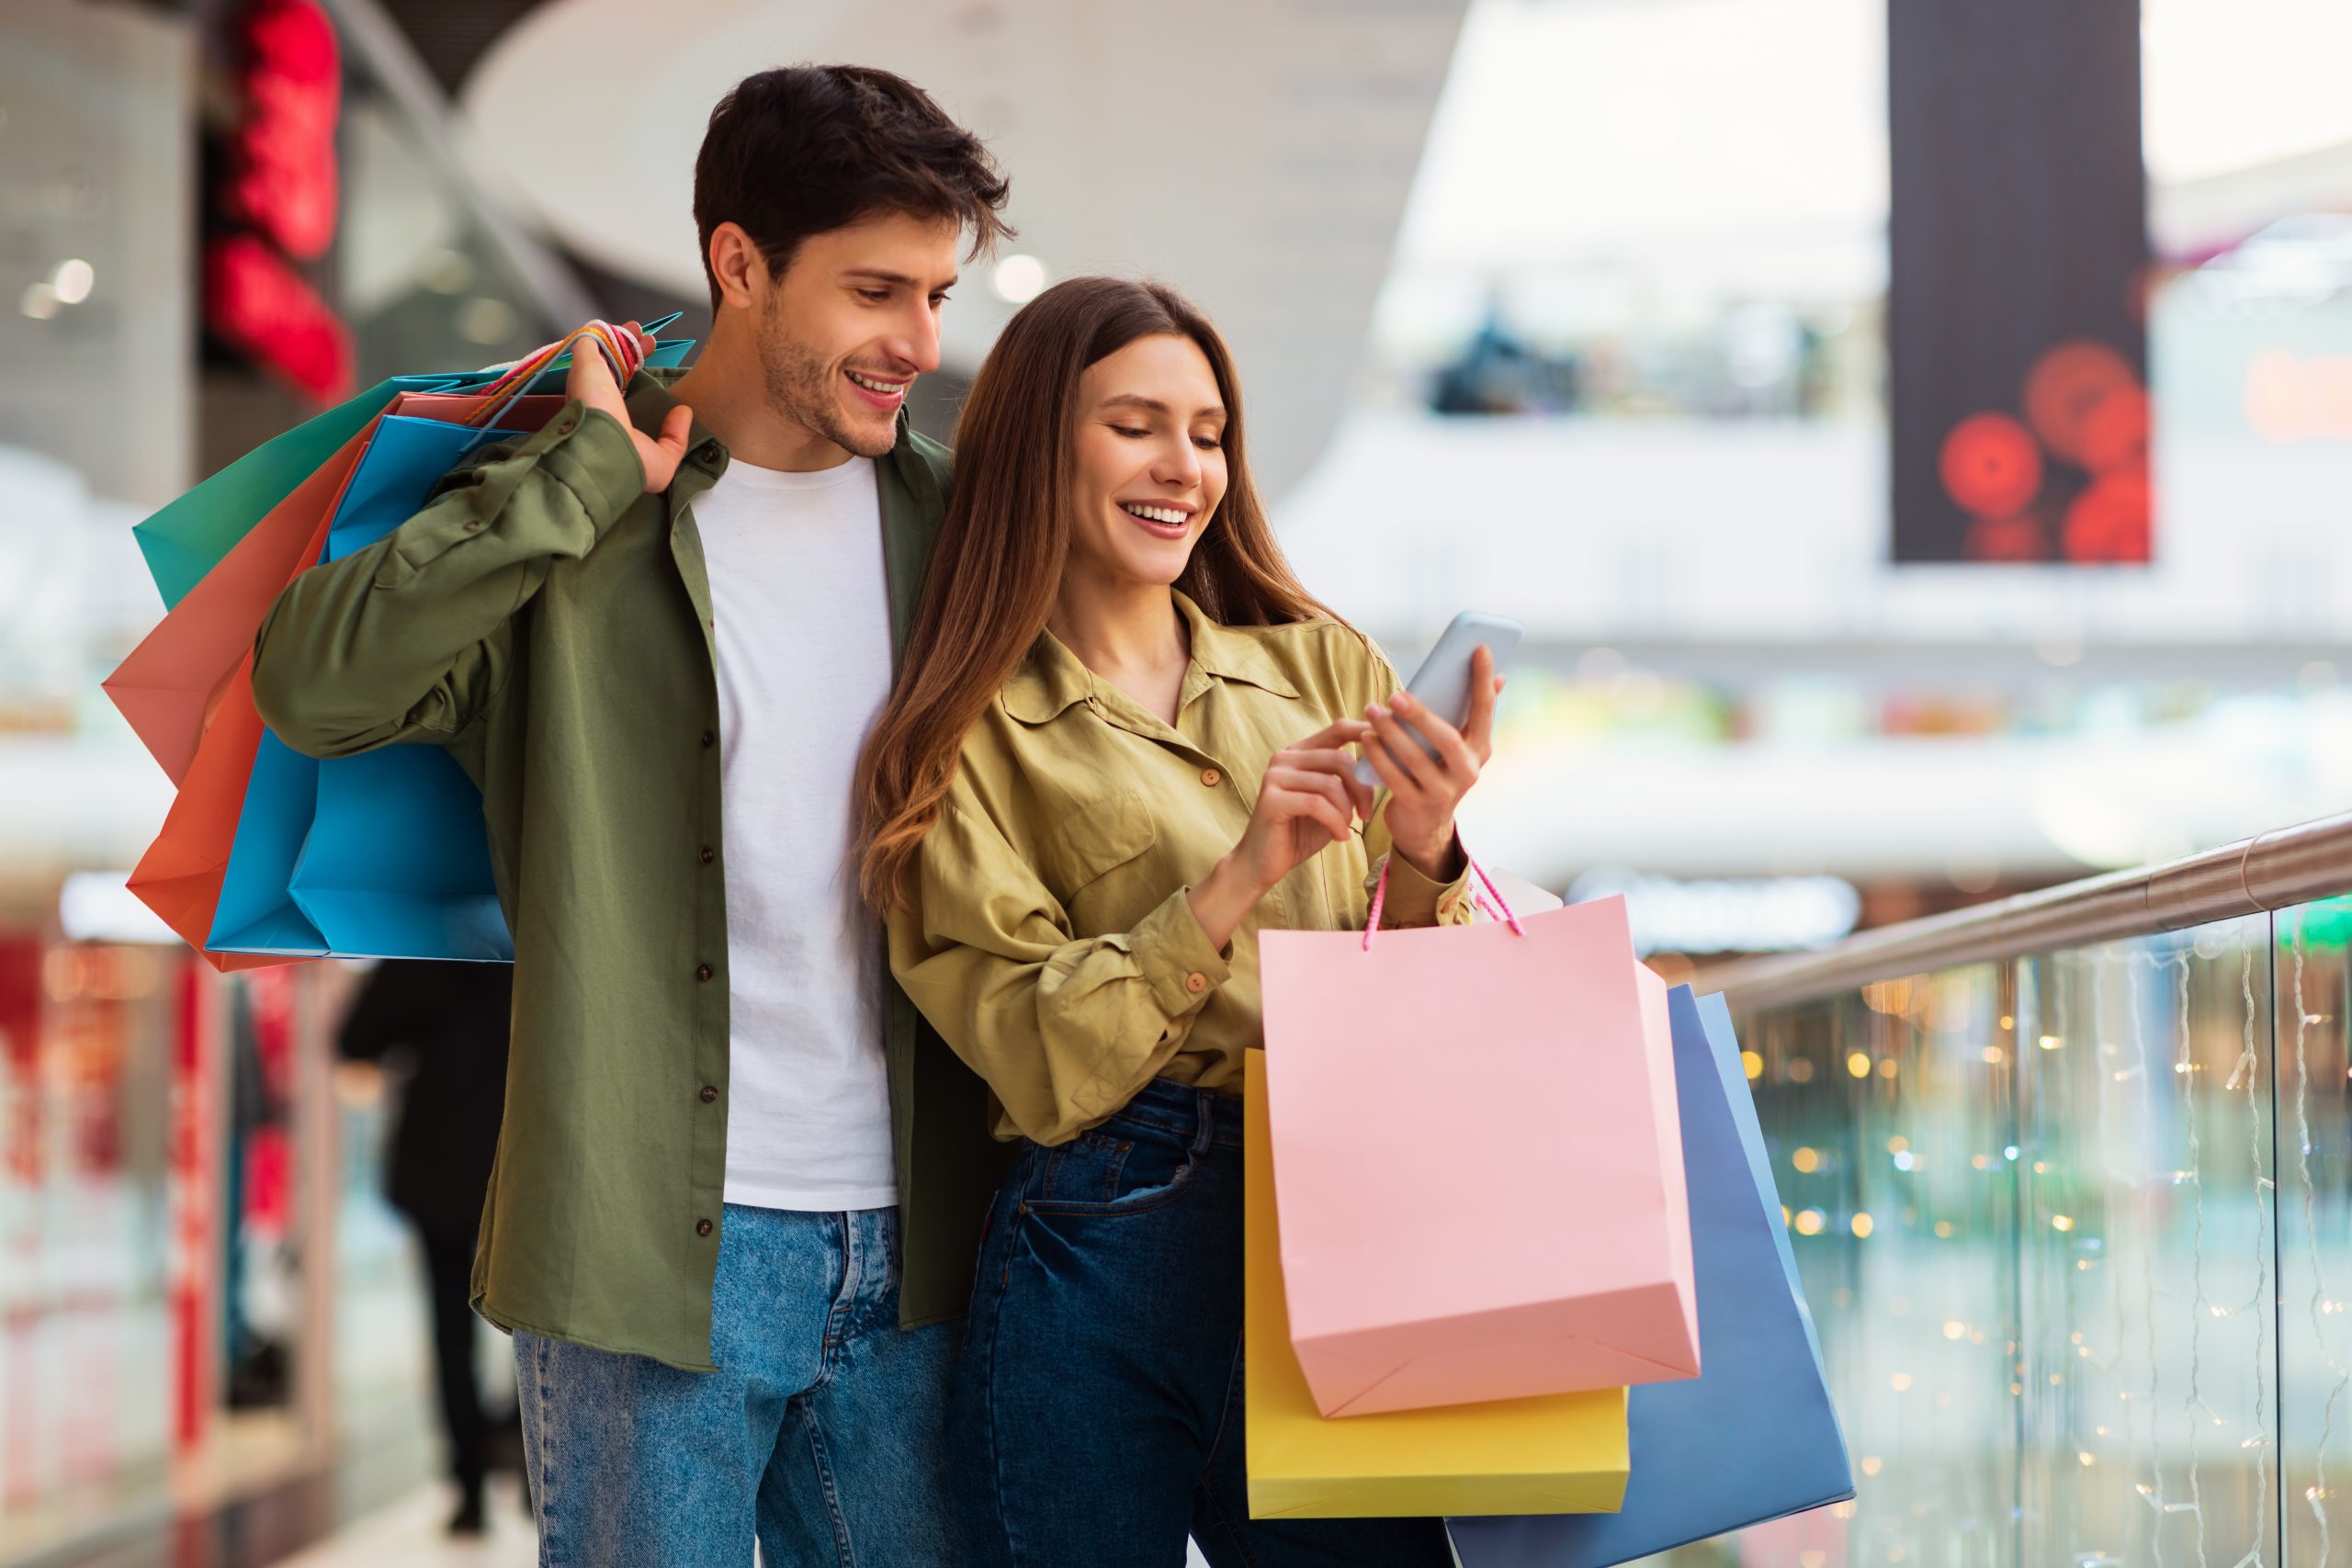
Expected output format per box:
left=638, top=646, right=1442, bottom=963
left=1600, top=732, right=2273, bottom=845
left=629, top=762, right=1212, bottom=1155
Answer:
left=1699, top=809, right=2352, bottom=1010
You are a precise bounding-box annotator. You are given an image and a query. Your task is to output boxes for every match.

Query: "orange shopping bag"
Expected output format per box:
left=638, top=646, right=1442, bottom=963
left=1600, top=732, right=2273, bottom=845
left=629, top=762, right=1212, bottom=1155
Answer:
left=125, top=654, right=294, bottom=973
left=1257, top=863, right=1698, bottom=1418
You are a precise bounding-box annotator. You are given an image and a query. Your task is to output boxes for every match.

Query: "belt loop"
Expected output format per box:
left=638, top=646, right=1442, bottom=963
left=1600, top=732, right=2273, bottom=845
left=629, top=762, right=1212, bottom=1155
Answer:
left=1191, top=1088, right=1217, bottom=1157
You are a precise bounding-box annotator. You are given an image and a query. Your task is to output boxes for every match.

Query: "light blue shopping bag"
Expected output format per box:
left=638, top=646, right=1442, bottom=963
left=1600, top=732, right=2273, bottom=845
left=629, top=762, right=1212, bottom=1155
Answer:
left=1445, top=988, right=1854, bottom=1565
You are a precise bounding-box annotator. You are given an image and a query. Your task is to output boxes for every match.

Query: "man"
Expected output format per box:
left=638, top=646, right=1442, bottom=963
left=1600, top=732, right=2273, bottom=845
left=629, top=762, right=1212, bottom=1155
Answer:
left=253, top=66, right=1012, bottom=1565
left=335, top=960, right=515, bottom=1536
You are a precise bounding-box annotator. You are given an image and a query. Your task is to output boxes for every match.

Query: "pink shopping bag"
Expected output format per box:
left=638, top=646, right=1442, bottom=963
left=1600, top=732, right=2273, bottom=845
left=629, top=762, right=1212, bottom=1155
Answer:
left=1258, top=865, right=1699, bottom=1418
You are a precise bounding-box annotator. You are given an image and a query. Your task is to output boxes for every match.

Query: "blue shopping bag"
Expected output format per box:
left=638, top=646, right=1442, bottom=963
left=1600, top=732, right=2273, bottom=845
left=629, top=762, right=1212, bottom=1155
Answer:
left=1446, top=988, right=1853, bottom=1566
left=208, top=413, right=530, bottom=962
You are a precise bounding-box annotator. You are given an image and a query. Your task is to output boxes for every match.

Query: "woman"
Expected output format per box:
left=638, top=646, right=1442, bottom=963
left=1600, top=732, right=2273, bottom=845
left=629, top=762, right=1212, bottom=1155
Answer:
left=855, top=277, right=1499, bottom=1566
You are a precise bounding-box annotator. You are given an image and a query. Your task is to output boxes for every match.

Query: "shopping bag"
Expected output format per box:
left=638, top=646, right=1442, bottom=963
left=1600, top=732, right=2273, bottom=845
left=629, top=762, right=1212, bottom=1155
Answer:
left=132, top=376, right=467, bottom=609
left=209, top=409, right=533, bottom=962
left=124, top=652, right=297, bottom=973
left=1242, top=1051, right=1630, bottom=1519
left=107, top=441, right=355, bottom=784
left=130, top=320, right=690, bottom=604
left=1258, top=876, right=1698, bottom=1418
left=1445, top=989, right=1855, bottom=1566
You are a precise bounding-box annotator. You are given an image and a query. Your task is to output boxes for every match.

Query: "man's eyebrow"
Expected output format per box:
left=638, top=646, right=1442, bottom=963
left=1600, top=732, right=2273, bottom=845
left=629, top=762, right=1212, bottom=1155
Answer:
left=1099, top=392, right=1227, bottom=419
left=843, top=268, right=960, bottom=291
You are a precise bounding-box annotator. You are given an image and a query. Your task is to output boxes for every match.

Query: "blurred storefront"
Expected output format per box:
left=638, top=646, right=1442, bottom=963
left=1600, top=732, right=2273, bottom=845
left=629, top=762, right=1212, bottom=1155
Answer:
left=0, top=2, right=636, bottom=1559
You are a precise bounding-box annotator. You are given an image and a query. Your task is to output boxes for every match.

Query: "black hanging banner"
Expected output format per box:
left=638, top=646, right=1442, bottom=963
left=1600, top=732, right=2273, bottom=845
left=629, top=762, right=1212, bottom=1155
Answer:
left=1887, top=0, right=2153, bottom=564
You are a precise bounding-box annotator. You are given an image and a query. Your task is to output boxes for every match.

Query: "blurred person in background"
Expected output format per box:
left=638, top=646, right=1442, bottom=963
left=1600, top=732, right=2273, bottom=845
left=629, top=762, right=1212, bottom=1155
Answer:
left=252, top=65, right=1011, bottom=1567
left=857, top=276, right=1499, bottom=1566
left=337, top=959, right=516, bottom=1536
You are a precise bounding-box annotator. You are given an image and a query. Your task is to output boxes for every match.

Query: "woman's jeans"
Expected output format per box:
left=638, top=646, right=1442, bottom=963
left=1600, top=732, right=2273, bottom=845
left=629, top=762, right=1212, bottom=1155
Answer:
left=951, top=1077, right=1450, bottom=1568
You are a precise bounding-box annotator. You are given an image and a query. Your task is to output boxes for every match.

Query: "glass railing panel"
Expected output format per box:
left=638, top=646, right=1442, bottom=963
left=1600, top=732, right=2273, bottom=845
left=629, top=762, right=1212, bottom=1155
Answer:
left=2015, top=917, right=2278, bottom=1567
left=1738, top=966, right=2018, bottom=1568
left=2279, top=896, right=2352, bottom=1568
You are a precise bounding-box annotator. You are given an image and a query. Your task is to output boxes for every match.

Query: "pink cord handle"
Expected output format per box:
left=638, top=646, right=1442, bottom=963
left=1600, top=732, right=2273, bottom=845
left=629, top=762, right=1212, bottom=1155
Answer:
left=1362, top=845, right=1523, bottom=952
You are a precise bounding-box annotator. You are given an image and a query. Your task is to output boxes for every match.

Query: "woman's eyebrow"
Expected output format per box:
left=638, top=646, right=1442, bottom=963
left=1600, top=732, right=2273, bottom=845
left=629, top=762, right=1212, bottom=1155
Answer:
left=1099, top=392, right=1227, bottom=419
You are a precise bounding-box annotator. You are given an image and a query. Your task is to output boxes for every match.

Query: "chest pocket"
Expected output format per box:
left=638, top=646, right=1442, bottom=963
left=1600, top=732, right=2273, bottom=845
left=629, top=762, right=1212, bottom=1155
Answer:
left=1033, top=791, right=1159, bottom=922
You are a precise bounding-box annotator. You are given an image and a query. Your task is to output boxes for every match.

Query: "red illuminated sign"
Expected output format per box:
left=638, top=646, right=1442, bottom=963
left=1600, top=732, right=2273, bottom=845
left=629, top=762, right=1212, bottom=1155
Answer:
left=208, top=0, right=350, bottom=401
left=207, top=234, right=353, bottom=402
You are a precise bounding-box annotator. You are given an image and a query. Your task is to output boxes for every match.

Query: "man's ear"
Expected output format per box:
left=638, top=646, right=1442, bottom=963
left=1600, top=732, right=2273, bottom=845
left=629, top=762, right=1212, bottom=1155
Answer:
left=707, top=222, right=765, bottom=312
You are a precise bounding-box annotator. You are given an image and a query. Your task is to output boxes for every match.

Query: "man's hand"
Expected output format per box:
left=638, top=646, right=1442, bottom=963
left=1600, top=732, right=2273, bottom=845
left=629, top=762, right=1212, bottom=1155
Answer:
left=565, top=321, right=694, bottom=494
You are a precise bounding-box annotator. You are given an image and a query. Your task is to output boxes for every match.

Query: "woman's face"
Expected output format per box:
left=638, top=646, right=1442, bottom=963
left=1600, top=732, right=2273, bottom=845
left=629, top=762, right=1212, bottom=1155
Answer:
left=1066, top=333, right=1229, bottom=592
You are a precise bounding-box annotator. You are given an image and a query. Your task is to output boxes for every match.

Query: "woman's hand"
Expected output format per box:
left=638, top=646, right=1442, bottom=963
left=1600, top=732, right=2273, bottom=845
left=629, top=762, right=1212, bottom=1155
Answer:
left=1362, top=646, right=1504, bottom=880
left=564, top=321, right=695, bottom=494
left=1188, top=718, right=1375, bottom=950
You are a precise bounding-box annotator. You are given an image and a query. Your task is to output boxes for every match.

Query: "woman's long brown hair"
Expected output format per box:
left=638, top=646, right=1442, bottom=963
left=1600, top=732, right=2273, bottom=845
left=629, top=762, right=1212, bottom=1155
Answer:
left=854, top=276, right=1336, bottom=911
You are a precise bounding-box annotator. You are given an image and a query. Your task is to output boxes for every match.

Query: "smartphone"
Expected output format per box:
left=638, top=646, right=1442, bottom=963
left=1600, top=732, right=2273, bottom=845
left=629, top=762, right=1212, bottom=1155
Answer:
left=1355, top=611, right=1522, bottom=789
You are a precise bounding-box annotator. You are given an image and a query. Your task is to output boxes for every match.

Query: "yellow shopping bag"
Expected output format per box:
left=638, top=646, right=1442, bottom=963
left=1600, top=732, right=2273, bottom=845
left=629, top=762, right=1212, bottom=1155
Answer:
left=1244, top=1052, right=1632, bottom=1519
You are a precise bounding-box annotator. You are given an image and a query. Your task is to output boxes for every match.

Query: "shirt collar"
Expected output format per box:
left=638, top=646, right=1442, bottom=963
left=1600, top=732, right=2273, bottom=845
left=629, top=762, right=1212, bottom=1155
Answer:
left=1173, top=591, right=1301, bottom=701
left=1001, top=592, right=1301, bottom=727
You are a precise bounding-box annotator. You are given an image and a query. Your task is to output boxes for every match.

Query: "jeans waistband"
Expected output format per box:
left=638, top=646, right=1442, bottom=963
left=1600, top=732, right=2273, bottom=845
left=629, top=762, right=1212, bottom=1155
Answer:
left=1101, top=1075, right=1245, bottom=1151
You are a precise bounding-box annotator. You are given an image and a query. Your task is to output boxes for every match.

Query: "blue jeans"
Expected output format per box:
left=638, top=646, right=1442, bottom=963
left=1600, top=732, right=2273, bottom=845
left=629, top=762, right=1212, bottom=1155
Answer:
left=952, top=1078, right=1451, bottom=1568
left=517, top=1204, right=959, bottom=1567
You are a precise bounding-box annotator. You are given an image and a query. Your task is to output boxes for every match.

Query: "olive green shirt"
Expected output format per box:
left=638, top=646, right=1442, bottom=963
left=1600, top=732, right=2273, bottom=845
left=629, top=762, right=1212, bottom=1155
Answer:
left=251, top=370, right=1012, bottom=1371
left=888, top=593, right=1473, bottom=1146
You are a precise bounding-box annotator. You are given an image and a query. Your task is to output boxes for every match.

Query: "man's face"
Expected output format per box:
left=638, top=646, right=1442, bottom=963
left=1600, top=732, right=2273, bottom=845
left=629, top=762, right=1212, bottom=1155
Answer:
left=747, top=210, right=962, bottom=459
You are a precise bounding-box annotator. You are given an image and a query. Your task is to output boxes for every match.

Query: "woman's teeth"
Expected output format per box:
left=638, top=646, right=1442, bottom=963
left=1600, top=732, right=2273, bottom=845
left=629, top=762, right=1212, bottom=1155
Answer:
left=1120, top=502, right=1190, bottom=525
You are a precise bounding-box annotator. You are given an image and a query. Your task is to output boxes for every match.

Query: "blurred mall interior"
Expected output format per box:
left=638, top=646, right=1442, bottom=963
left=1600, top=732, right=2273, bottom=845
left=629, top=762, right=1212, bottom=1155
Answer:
left=4, top=0, right=2351, bottom=1563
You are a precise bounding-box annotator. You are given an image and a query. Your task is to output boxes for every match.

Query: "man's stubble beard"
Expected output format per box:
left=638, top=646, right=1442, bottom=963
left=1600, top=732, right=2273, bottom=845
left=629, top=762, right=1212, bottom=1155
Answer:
left=758, top=303, right=899, bottom=460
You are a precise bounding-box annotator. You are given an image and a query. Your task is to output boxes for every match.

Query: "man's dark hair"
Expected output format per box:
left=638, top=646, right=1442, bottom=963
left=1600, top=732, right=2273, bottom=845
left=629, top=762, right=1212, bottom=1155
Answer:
left=693, top=65, right=1012, bottom=308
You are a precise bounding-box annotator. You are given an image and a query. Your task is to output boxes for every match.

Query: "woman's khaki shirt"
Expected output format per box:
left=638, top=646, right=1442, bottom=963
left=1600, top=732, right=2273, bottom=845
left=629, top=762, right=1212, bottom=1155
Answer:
left=888, top=593, right=1473, bottom=1146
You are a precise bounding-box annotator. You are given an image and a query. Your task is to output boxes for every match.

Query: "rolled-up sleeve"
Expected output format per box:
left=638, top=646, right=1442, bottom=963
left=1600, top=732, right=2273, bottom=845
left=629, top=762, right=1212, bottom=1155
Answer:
left=888, top=797, right=1232, bottom=1145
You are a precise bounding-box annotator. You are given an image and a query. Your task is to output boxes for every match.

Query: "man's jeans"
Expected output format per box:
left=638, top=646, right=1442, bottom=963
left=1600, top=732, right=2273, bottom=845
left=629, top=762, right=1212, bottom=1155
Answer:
left=950, top=1077, right=1451, bottom=1568
left=517, top=1204, right=959, bottom=1567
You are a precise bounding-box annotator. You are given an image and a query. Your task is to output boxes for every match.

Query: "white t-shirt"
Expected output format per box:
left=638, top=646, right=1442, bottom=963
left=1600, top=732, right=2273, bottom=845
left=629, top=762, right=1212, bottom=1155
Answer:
left=693, top=454, right=899, bottom=1211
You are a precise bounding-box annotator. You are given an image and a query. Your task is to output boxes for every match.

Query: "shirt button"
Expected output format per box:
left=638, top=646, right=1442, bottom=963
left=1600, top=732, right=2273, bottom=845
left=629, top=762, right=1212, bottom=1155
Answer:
left=696, top=963, right=714, bottom=982
left=696, top=441, right=721, bottom=465
left=699, top=846, right=715, bottom=865
left=699, top=1084, right=718, bottom=1103
left=701, top=729, right=716, bottom=749
left=1185, top=971, right=1209, bottom=995
left=1200, top=767, right=1222, bottom=788
left=695, top=1218, right=713, bottom=1237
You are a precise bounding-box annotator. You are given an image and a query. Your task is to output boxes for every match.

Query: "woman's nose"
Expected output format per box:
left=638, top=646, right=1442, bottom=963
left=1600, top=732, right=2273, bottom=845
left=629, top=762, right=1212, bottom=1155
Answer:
left=1152, top=439, right=1202, bottom=488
